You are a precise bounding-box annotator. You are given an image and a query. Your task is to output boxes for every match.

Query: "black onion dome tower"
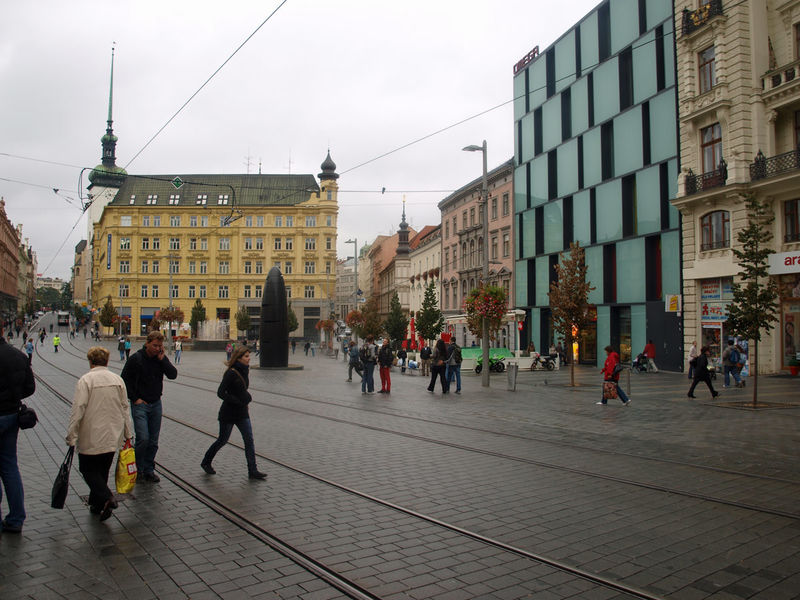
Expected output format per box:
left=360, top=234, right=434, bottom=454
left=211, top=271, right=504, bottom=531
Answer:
left=318, top=150, right=339, bottom=181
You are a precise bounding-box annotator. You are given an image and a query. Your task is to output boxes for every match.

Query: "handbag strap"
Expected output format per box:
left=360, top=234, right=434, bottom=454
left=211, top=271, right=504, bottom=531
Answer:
left=64, top=446, right=75, bottom=469
left=228, top=367, right=247, bottom=387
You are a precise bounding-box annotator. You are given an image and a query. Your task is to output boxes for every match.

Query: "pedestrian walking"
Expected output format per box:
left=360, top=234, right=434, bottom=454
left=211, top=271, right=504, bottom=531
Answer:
left=120, top=331, right=178, bottom=483
left=65, top=347, right=133, bottom=521
left=377, top=338, right=393, bottom=394
left=225, top=342, right=232, bottom=361
left=53, top=334, right=61, bottom=353
left=83, top=328, right=87, bottom=339
left=0, top=325, right=35, bottom=533
left=427, top=338, right=449, bottom=394
left=291, top=339, right=296, bottom=354
left=721, top=340, right=744, bottom=388
left=397, top=347, right=407, bottom=373
left=118, top=337, right=126, bottom=361
left=24, top=339, right=33, bottom=365
left=643, top=339, right=659, bottom=372
left=445, top=339, right=462, bottom=394
left=174, top=339, right=182, bottom=364
left=346, top=341, right=362, bottom=382
left=201, top=346, right=266, bottom=479
left=597, top=345, right=631, bottom=405
left=304, top=341, right=310, bottom=356
left=124, top=337, right=131, bottom=359
left=420, top=344, right=432, bottom=377
left=21, top=331, right=27, bottom=344
left=360, top=335, right=377, bottom=394
left=687, top=345, right=719, bottom=398
left=39, top=329, right=46, bottom=344
left=687, top=340, right=699, bottom=379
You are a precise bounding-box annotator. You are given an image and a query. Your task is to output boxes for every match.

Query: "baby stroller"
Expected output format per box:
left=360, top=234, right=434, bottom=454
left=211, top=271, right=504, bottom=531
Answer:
left=632, top=353, right=649, bottom=373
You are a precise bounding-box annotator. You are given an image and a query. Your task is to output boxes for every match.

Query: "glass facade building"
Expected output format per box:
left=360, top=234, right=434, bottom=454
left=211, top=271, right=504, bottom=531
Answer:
left=513, top=0, right=682, bottom=367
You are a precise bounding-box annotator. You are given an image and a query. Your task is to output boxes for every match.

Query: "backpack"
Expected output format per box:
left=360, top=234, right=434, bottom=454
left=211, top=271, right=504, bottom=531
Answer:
left=729, top=348, right=740, bottom=364
left=359, top=344, right=370, bottom=363
left=453, top=346, right=462, bottom=364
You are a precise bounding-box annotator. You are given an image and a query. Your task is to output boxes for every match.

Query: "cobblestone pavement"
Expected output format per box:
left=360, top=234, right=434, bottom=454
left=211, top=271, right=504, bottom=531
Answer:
left=2, top=333, right=799, bottom=599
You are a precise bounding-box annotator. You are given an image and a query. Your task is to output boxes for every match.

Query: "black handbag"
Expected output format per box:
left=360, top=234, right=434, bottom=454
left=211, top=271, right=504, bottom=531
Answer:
left=18, top=404, right=38, bottom=429
left=51, top=446, right=75, bottom=509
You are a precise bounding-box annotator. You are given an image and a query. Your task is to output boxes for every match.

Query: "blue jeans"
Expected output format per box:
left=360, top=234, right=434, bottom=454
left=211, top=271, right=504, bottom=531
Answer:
left=362, top=362, right=375, bottom=392
left=132, top=400, right=162, bottom=475
left=723, top=365, right=741, bottom=386
left=446, top=364, right=461, bottom=391
left=600, top=381, right=629, bottom=404
left=174, top=350, right=182, bottom=364
left=203, top=419, right=257, bottom=473
left=0, top=413, right=25, bottom=528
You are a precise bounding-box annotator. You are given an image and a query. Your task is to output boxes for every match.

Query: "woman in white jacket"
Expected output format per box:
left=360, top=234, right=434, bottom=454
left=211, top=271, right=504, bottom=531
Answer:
left=66, top=347, right=133, bottom=521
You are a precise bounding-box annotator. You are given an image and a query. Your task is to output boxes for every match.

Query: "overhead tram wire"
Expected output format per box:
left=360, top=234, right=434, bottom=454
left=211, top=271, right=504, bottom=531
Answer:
left=339, top=24, right=678, bottom=177
left=124, top=0, right=290, bottom=170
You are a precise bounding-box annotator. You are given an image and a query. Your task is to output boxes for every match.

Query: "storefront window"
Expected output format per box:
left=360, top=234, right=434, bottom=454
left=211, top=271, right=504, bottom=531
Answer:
left=699, top=277, right=734, bottom=359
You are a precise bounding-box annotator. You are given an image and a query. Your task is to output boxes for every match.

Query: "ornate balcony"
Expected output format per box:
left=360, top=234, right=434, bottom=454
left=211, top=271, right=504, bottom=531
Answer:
left=682, top=0, right=723, bottom=36
left=685, top=160, right=727, bottom=196
left=762, top=59, right=799, bottom=94
left=750, top=148, right=800, bottom=181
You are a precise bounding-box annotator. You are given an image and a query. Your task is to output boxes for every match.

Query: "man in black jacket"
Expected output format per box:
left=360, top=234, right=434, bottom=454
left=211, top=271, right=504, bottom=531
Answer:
left=121, top=331, right=177, bottom=482
left=0, top=327, right=35, bottom=532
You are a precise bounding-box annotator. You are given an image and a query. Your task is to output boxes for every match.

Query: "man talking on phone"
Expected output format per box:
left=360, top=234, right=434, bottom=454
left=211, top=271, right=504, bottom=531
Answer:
left=121, top=331, right=178, bottom=482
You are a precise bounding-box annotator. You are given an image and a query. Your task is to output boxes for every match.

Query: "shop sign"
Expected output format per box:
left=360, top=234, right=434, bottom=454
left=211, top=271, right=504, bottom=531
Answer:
left=701, top=301, right=729, bottom=322
left=665, top=294, right=681, bottom=312
left=701, top=279, right=721, bottom=300
left=769, top=250, right=800, bottom=275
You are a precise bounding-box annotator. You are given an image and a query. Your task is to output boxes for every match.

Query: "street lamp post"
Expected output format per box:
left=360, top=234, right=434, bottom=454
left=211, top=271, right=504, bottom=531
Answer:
left=345, top=238, right=358, bottom=342
left=463, top=141, right=490, bottom=388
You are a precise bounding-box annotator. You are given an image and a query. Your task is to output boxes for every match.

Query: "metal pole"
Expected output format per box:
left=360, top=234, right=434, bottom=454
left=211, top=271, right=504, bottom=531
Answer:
left=480, top=140, right=490, bottom=388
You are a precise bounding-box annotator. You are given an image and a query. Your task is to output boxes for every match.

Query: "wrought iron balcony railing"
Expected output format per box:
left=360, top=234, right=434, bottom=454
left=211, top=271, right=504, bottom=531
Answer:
left=685, top=160, right=727, bottom=196
left=750, top=148, right=800, bottom=181
left=682, top=0, right=723, bottom=36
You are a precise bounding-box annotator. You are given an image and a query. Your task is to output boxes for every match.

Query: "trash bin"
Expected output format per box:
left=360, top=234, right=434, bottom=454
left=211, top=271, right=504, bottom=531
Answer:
left=506, top=362, right=518, bottom=391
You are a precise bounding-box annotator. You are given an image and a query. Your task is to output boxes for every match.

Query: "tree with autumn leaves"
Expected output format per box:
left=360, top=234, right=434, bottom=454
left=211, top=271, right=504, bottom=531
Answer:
left=549, top=242, right=595, bottom=387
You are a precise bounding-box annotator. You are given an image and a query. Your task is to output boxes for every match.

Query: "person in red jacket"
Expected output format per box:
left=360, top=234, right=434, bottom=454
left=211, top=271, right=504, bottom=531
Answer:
left=643, top=339, right=658, bottom=372
left=597, top=345, right=631, bottom=406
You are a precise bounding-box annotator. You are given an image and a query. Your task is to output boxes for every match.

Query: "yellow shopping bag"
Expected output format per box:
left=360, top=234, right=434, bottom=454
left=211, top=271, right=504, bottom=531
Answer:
left=115, top=440, right=137, bottom=494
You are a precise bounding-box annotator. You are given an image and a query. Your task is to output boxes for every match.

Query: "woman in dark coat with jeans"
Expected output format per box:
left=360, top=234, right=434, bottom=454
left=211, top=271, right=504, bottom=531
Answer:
left=201, top=347, right=266, bottom=479
left=427, top=338, right=449, bottom=394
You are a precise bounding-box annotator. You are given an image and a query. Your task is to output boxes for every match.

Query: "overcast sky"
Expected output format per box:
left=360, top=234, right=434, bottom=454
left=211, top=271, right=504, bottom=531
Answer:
left=1, top=0, right=599, bottom=281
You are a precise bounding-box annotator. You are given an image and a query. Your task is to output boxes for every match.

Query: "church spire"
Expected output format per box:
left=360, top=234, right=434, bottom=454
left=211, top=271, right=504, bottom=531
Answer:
left=89, top=45, right=127, bottom=188
left=397, top=195, right=410, bottom=255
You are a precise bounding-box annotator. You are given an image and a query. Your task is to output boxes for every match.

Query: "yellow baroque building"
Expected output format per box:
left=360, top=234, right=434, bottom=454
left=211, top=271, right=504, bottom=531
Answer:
left=91, top=155, right=339, bottom=340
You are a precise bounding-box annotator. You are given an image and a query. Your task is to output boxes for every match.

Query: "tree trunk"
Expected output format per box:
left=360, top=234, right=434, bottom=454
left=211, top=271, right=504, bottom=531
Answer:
left=568, top=334, right=576, bottom=387
left=752, top=339, right=758, bottom=407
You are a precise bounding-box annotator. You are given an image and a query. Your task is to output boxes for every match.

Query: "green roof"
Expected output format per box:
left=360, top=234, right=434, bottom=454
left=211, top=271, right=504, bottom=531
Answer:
left=109, top=174, right=320, bottom=207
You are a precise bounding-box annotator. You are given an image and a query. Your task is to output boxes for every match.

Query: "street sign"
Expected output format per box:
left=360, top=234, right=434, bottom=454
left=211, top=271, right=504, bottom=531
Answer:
left=172, top=177, right=184, bottom=189
left=358, top=297, right=366, bottom=303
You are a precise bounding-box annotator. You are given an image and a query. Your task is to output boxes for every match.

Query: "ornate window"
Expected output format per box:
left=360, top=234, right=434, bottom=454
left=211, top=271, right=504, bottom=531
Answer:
left=700, top=210, right=730, bottom=250
left=698, top=46, right=716, bottom=94
left=785, top=199, right=800, bottom=242
left=701, top=123, right=722, bottom=173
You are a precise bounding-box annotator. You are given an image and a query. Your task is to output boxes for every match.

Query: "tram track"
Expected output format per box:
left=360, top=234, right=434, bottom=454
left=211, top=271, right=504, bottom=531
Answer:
left=35, top=337, right=666, bottom=600
left=52, top=335, right=800, bottom=521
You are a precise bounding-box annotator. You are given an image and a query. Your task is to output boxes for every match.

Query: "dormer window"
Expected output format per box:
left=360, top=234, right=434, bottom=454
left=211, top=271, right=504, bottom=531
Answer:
left=196, top=194, right=207, bottom=205
left=147, top=194, right=158, bottom=205
left=169, top=194, right=180, bottom=205
left=129, top=195, right=136, bottom=204
left=218, top=194, right=229, bottom=205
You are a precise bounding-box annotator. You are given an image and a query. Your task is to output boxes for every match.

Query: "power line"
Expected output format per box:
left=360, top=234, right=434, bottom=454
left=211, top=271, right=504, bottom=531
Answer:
left=124, top=0, right=290, bottom=169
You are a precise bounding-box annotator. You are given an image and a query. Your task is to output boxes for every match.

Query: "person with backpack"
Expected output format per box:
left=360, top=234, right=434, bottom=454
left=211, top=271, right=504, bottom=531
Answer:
left=445, top=339, right=462, bottom=394
left=420, top=344, right=432, bottom=376
left=721, top=339, right=743, bottom=388
left=377, top=338, right=394, bottom=394
left=360, top=335, right=377, bottom=395
left=346, top=341, right=362, bottom=382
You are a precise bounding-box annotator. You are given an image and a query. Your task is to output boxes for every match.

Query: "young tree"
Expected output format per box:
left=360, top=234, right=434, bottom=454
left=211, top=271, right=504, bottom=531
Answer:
left=98, top=296, right=117, bottom=333
left=287, top=301, right=299, bottom=334
left=725, top=194, right=780, bottom=407
left=548, top=242, right=596, bottom=387
left=360, top=297, right=384, bottom=340
left=60, top=282, right=72, bottom=310
left=416, top=281, right=444, bottom=343
left=189, top=299, right=206, bottom=337
left=383, top=291, right=409, bottom=349
left=235, top=306, right=251, bottom=337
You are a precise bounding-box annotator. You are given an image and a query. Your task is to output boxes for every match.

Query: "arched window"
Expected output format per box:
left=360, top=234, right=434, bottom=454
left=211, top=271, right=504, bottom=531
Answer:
left=461, top=243, right=467, bottom=268
left=478, top=237, right=484, bottom=266
left=469, top=240, right=475, bottom=267
left=700, top=210, right=730, bottom=250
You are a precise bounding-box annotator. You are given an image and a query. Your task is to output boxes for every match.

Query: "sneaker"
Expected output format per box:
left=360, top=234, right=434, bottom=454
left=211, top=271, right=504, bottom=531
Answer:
left=248, top=471, right=267, bottom=480
left=201, top=462, right=216, bottom=475
left=595, top=401, right=606, bottom=405
left=623, top=399, right=631, bottom=406
left=722, top=385, right=729, bottom=388
left=687, top=393, right=696, bottom=398
left=346, top=379, right=352, bottom=382
left=142, top=472, right=161, bottom=483
left=455, top=390, right=461, bottom=394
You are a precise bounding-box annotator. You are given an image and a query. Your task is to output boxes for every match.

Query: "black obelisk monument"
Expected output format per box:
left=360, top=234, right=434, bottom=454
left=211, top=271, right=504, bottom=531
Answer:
left=259, top=266, right=288, bottom=368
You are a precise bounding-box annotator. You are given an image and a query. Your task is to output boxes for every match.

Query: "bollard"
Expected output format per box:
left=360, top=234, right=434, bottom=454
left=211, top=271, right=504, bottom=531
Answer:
left=507, top=362, right=518, bottom=391
left=626, top=365, right=631, bottom=396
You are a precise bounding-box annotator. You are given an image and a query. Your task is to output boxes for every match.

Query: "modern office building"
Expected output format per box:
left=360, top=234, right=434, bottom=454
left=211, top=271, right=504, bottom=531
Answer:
left=513, top=0, right=682, bottom=367
left=671, top=0, right=800, bottom=372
